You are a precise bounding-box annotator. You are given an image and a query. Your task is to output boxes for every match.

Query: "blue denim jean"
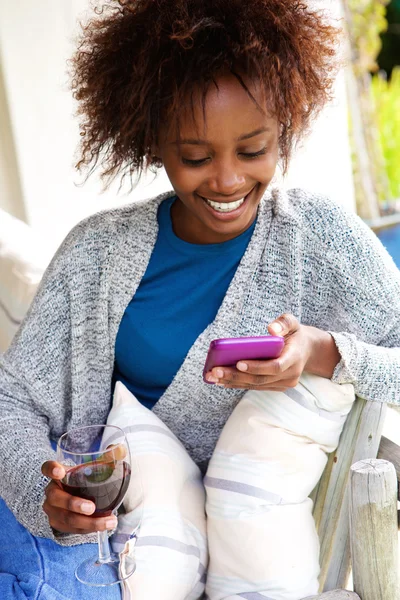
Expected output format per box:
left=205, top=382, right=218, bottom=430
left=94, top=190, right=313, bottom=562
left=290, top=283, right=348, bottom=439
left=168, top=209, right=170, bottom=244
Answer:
left=0, top=498, right=122, bottom=600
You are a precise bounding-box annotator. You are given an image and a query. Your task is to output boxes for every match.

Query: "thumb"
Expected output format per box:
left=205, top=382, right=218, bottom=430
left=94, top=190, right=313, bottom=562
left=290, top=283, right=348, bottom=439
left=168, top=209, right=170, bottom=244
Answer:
left=268, top=313, right=300, bottom=337
left=41, top=460, right=66, bottom=480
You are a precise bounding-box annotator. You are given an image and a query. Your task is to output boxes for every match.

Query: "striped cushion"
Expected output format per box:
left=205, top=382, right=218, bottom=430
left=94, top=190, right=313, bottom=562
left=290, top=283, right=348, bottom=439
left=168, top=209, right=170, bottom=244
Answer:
left=0, top=208, right=49, bottom=352
left=107, top=381, right=208, bottom=600
left=205, top=374, right=355, bottom=600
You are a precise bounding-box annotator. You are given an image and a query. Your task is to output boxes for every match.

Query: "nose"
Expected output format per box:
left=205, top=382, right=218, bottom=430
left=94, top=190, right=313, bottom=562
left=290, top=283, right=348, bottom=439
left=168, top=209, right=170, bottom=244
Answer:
left=207, top=157, right=246, bottom=197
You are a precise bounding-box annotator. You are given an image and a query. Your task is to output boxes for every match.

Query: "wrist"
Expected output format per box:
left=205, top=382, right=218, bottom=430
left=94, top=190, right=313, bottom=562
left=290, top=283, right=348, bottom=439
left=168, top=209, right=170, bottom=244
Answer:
left=304, top=326, right=341, bottom=379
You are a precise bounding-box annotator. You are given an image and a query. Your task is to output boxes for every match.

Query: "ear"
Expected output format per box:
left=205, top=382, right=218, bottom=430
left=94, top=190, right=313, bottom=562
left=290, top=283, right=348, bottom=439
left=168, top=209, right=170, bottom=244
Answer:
left=151, top=156, right=163, bottom=168
left=150, top=140, right=160, bottom=156
left=145, top=141, right=162, bottom=168
left=149, top=141, right=163, bottom=168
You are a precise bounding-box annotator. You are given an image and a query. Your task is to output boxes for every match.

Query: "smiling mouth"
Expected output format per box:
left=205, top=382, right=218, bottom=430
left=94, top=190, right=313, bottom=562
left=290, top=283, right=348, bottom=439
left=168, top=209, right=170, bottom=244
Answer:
left=200, top=188, right=254, bottom=213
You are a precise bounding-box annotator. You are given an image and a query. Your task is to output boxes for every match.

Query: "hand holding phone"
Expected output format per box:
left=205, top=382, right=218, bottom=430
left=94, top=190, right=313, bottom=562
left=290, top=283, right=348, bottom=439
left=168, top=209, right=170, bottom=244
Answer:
left=203, top=335, right=284, bottom=383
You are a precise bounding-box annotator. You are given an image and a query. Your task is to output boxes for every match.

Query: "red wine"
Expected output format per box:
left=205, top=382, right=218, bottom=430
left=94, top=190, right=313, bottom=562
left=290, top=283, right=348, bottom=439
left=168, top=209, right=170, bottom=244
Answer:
left=61, top=460, right=131, bottom=516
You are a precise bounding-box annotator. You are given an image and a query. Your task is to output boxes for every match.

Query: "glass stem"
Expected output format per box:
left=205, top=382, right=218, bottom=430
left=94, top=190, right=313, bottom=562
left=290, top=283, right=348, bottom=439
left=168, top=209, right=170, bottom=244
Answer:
left=97, top=531, right=112, bottom=563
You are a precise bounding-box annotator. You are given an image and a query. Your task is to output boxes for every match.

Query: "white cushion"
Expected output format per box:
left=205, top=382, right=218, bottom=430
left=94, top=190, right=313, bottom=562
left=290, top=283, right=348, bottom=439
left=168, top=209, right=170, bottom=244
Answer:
left=0, top=208, right=49, bottom=352
left=107, top=381, right=208, bottom=600
left=205, top=374, right=355, bottom=600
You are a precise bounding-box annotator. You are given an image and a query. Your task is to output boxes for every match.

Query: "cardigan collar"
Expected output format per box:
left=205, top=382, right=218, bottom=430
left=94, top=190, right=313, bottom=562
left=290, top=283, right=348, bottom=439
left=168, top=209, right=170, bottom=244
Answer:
left=107, top=186, right=276, bottom=410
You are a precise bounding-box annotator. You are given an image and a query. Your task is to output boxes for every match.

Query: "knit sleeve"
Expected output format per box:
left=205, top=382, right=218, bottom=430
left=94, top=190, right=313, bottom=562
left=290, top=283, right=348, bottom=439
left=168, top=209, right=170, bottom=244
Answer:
left=314, top=204, right=400, bottom=404
left=0, top=228, right=98, bottom=546
left=329, top=330, right=400, bottom=403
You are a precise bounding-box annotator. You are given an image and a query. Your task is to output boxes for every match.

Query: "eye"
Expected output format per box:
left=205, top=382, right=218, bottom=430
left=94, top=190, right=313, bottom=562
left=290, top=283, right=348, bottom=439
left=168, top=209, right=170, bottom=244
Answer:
left=240, top=147, right=268, bottom=159
left=181, top=147, right=268, bottom=167
left=182, top=157, right=209, bottom=167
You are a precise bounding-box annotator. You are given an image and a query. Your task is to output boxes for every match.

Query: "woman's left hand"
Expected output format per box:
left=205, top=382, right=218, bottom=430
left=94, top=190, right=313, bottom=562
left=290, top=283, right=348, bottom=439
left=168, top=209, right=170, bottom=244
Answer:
left=205, top=314, right=340, bottom=391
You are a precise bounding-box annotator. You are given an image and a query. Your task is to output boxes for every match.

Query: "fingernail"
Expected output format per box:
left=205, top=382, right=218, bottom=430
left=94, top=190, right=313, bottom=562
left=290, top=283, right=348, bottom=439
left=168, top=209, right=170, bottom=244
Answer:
left=106, top=518, right=118, bottom=529
left=206, top=374, right=219, bottom=383
left=271, top=322, right=283, bottom=333
left=215, top=369, right=224, bottom=378
left=81, top=502, right=95, bottom=514
left=52, top=467, right=63, bottom=478
left=237, top=362, right=248, bottom=372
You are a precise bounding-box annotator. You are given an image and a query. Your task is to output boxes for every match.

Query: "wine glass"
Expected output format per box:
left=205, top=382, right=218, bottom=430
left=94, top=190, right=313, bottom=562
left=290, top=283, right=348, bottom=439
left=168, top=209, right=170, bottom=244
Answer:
left=57, top=424, right=135, bottom=586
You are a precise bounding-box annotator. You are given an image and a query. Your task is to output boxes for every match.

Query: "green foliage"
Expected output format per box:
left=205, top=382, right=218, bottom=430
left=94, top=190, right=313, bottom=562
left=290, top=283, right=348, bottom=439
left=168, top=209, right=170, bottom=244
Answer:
left=372, top=67, right=400, bottom=199
left=378, top=0, right=400, bottom=76
left=348, top=0, right=390, bottom=73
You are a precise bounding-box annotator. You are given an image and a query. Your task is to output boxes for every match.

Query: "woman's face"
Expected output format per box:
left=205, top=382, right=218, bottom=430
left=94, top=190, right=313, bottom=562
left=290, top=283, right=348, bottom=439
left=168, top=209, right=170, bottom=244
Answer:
left=157, top=73, right=280, bottom=244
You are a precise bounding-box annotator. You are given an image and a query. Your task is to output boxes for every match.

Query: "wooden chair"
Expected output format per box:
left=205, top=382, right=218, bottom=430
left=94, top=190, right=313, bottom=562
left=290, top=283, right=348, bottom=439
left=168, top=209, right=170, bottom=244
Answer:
left=305, top=398, right=399, bottom=600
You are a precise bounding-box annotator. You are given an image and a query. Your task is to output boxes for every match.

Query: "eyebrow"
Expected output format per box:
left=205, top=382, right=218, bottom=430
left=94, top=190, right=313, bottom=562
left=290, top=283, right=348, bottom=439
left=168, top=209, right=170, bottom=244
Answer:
left=175, top=127, right=271, bottom=146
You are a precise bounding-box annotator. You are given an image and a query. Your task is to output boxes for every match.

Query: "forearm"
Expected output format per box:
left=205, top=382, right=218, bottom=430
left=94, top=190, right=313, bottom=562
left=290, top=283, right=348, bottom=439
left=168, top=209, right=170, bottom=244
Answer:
left=0, top=412, right=98, bottom=546
left=304, top=326, right=341, bottom=379
left=0, top=416, right=56, bottom=538
left=0, top=362, right=89, bottom=545
left=328, top=331, right=400, bottom=403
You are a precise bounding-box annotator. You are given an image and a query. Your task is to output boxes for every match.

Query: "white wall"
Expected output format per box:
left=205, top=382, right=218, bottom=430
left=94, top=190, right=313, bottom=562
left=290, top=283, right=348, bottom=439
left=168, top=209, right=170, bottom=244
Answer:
left=0, top=0, right=354, bottom=257
left=282, top=0, right=355, bottom=209
left=0, top=0, right=171, bottom=257
left=0, top=51, right=26, bottom=222
left=282, top=69, right=355, bottom=209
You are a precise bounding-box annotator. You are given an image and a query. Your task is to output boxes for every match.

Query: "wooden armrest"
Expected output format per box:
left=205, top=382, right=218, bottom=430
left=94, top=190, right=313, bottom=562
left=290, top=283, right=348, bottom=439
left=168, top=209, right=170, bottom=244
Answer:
left=311, top=398, right=387, bottom=590
left=378, top=436, right=400, bottom=499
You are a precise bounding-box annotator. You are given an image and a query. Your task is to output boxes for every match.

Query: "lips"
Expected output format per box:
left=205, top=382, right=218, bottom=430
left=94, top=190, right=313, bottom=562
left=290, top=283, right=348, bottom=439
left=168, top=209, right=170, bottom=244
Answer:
left=199, top=187, right=255, bottom=214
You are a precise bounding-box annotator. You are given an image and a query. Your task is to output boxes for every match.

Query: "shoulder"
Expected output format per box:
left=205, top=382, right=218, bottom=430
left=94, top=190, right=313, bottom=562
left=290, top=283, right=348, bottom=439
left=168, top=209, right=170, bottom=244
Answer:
left=55, top=191, right=173, bottom=262
left=273, top=186, right=378, bottom=253
left=38, top=191, right=173, bottom=290
left=272, top=186, right=399, bottom=282
left=273, top=186, right=357, bottom=231
left=65, top=190, right=172, bottom=247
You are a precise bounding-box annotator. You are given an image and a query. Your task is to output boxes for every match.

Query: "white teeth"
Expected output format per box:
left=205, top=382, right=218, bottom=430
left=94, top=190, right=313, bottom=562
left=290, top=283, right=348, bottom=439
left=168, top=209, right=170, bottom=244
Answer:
left=204, top=197, right=245, bottom=212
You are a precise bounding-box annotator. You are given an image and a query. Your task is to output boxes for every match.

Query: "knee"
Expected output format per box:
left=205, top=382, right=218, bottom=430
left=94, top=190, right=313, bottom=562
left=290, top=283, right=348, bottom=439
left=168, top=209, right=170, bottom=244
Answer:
left=0, top=572, right=45, bottom=600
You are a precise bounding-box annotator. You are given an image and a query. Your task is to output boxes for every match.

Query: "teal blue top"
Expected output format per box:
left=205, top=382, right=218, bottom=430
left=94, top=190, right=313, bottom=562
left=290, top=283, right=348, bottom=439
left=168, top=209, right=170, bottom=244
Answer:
left=113, top=196, right=256, bottom=408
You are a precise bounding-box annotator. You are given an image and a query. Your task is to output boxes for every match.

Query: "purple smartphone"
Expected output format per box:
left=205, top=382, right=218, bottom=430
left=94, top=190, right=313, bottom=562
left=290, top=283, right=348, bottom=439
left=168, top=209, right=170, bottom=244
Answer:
left=203, top=335, right=285, bottom=383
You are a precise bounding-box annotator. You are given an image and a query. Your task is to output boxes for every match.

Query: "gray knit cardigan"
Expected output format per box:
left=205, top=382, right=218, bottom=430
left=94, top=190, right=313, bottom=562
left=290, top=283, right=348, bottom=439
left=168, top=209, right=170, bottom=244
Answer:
left=1, top=186, right=400, bottom=546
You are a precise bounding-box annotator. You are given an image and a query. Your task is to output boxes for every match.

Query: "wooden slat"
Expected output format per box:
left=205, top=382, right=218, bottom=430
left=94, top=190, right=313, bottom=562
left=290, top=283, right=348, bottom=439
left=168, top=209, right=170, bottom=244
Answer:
left=311, top=398, right=387, bottom=592
left=350, top=459, right=399, bottom=599
left=367, top=211, right=400, bottom=232
left=302, top=591, right=360, bottom=599
left=378, top=435, right=400, bottom=498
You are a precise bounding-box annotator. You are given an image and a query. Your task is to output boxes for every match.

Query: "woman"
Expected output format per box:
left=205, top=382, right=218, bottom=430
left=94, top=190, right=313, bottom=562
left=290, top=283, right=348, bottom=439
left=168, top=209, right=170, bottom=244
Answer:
left=1, top=0, right=399, bottom=598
